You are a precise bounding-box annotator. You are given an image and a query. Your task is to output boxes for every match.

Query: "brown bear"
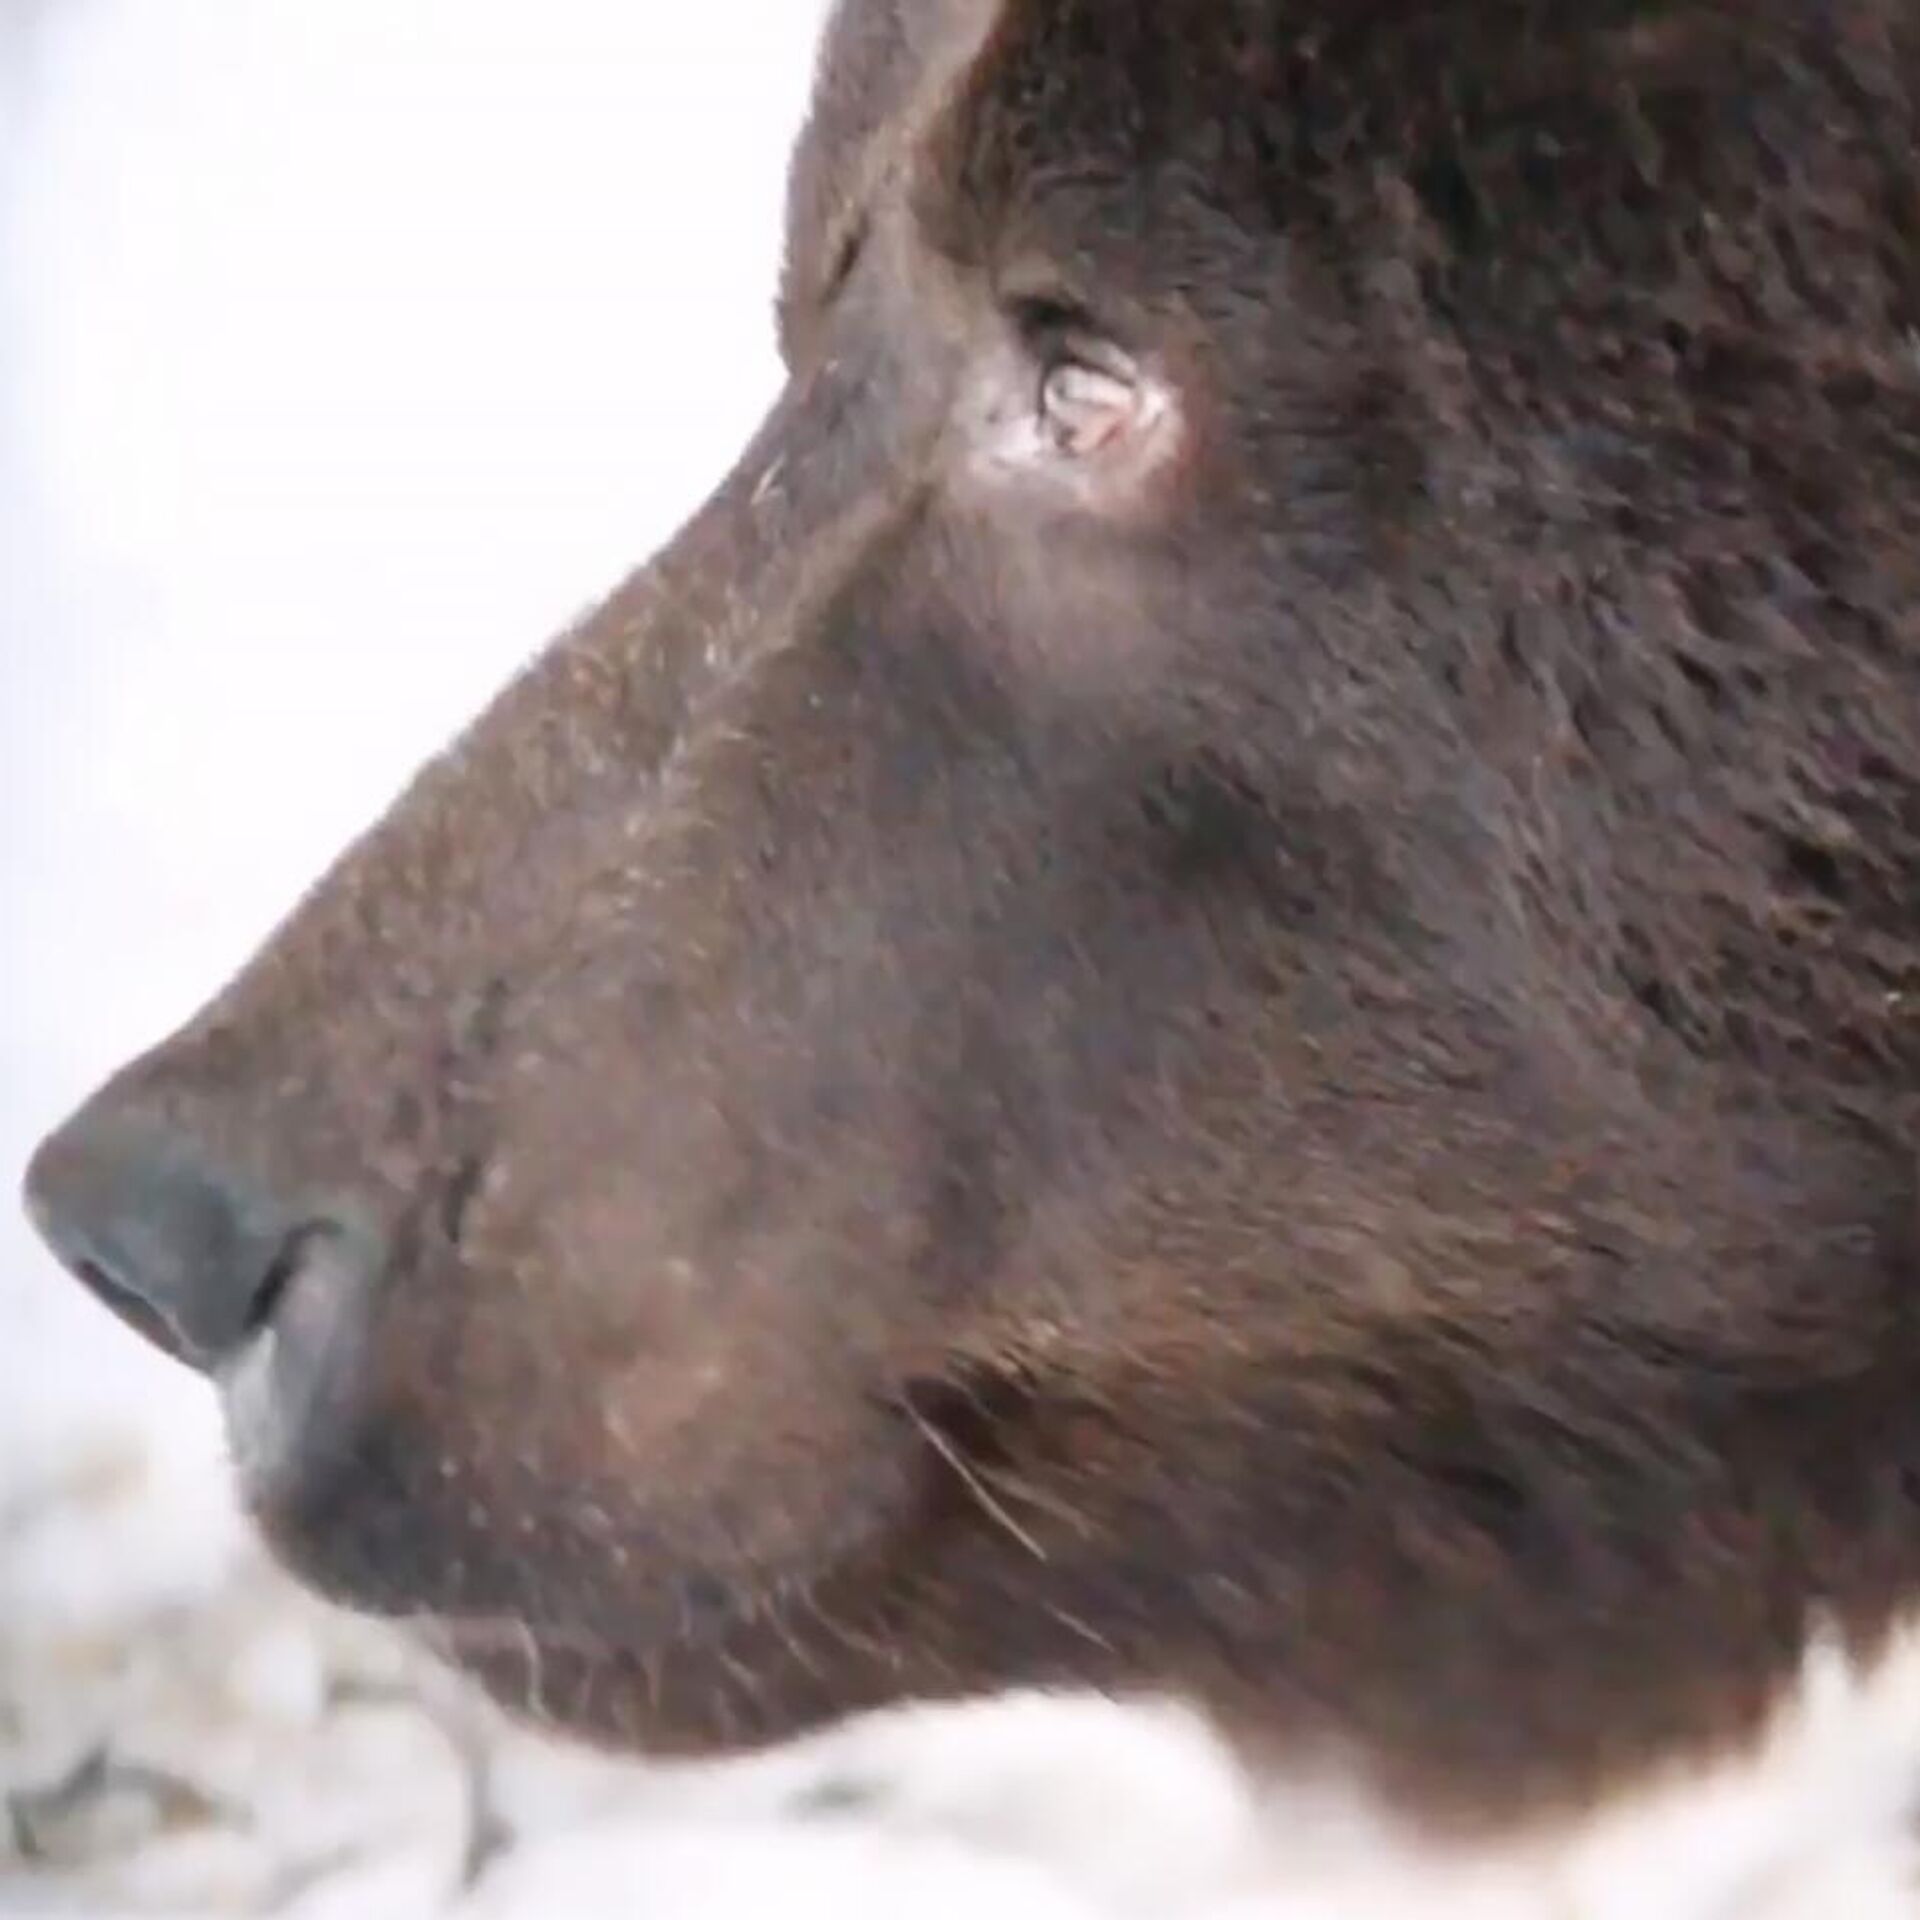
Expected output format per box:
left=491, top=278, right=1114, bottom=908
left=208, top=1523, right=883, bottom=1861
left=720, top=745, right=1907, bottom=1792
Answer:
left=24, top=0, right=1920, bottom=1891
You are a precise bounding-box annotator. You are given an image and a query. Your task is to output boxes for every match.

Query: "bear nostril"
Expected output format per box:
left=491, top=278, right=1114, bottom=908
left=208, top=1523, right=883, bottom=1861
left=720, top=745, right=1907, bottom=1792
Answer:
left=22, top=1099, right=329, bottom=1375
left=72, top=1253, right=196, bottom=1362
left=243, top=1224, right=327, bottom=1341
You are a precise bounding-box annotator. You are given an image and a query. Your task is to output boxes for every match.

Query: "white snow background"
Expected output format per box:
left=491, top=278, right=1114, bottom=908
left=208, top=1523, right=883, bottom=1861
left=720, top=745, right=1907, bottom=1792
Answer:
left=0, top=6, right=1291, bottom=1917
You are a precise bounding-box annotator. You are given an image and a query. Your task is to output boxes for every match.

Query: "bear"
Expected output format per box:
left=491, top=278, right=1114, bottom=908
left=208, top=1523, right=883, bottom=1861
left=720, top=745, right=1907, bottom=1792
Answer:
left=24, top=0, right=1920, bottom=1901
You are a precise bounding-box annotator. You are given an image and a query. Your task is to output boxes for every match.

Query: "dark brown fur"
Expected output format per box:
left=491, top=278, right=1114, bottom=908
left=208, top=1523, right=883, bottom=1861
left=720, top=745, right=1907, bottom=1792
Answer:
left=28, top=0, right=1920, bottom=1836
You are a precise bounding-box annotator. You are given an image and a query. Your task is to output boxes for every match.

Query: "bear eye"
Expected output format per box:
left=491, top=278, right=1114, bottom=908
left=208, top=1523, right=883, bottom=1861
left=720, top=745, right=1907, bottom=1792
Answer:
left=965, top=298, right=1184, bottom=506
left=1011, top=298, right=1152, bottom=459
left=1038, top=358, right=1142, bottom=457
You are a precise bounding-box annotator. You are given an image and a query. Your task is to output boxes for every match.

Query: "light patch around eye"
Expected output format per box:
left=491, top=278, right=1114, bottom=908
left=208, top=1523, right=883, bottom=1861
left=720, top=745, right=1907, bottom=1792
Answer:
left=959, top=335, right=1186, bottom=515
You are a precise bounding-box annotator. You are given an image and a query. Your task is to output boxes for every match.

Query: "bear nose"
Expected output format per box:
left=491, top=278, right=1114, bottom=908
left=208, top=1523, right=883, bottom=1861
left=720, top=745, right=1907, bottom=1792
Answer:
left=22, top=1100, right=314, bottom=1372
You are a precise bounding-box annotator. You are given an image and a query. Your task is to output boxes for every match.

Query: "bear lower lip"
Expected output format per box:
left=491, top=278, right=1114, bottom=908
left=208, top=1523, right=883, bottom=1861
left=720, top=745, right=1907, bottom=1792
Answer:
left=408, top=1593, right=773, bottom=1747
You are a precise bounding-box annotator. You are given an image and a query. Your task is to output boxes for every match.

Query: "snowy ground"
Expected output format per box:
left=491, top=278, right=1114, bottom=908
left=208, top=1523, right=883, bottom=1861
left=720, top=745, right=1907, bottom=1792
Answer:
left=0, top=6, right=1269, bottom=1914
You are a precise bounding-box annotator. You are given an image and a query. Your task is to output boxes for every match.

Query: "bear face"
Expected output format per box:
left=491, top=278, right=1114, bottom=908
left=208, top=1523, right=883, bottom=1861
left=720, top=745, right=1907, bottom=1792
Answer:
left=24, top=0, right=1920, bottom=1834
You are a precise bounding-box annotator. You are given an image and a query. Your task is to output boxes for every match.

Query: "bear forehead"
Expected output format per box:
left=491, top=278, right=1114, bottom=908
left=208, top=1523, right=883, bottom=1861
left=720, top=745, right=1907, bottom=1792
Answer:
left=781, top=0, right=1892, bottom=339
